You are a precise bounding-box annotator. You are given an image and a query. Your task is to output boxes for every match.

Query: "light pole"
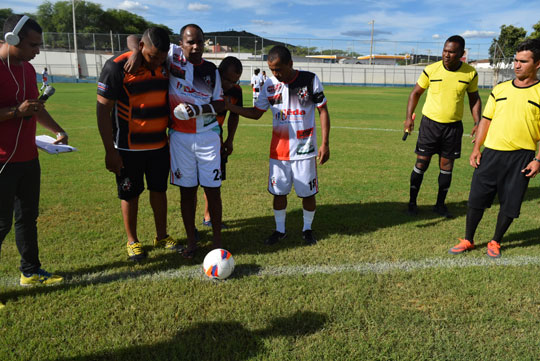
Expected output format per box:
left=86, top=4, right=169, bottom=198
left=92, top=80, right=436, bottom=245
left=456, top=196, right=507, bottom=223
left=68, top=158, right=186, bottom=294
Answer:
left=368, top=20, right=374, bottom=65
left=72, top=0, right=79, bottom=79
left=254, top=39, right=258, bottom=58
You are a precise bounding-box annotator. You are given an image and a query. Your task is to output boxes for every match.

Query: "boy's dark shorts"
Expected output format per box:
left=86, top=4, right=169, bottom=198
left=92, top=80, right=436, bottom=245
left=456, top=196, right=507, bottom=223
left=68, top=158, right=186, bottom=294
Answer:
left=116, top=145, right=170, bottom=200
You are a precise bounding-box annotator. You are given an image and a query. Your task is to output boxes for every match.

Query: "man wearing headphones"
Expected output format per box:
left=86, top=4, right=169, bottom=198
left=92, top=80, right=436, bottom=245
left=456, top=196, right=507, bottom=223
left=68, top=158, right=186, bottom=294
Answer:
left=0, top=15, right=68, bottom=297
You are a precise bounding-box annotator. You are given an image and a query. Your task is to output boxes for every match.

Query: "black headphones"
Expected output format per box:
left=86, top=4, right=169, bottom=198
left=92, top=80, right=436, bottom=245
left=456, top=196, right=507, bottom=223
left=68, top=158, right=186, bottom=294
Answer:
left=4, top=15, right=30, bottom=46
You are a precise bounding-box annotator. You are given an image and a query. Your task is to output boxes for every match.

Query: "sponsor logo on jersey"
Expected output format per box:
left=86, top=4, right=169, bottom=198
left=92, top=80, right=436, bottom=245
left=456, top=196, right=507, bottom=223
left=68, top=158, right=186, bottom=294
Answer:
left=267, top=83, right=283, bottom=93
left=297, top=140, right=315, bottom=155
left=296, top=128, right=313, bottom=139
left=277, top=109, right=306, bottom=122
left=170, top=64, right=185, bottom=79
left=182, top=85, right=210, bottom=98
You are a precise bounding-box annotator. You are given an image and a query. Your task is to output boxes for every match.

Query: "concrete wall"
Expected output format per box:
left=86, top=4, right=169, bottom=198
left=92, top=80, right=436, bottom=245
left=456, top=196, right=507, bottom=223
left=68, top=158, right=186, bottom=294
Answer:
left=30, top=50, right=503, bottom=88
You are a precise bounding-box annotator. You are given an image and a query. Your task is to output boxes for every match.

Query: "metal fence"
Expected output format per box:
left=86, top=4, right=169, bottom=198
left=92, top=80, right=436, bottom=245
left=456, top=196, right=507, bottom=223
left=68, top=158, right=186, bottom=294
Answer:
left=16, top=31, right=517, bottom=87
left=0, top=31, right=494, bottom=61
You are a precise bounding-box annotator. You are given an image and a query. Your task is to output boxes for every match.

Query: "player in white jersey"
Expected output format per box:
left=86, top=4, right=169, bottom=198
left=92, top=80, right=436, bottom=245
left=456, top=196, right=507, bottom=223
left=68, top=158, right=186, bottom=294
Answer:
left=125, top=24, right=225, bottom=258
left=251, top=68, right=262, bottom=105
left=40, top=67, right=48, bottom=91
left=226, top=45, right=330, bottom=245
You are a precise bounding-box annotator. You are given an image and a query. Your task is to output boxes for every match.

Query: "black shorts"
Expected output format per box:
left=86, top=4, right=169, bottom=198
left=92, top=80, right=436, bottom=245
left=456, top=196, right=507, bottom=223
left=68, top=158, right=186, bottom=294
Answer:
left=468, top=148, right=534, bottom=218
left=415, top=115, right=463, bottom=159
left=116, top=146, right=170, bottom=200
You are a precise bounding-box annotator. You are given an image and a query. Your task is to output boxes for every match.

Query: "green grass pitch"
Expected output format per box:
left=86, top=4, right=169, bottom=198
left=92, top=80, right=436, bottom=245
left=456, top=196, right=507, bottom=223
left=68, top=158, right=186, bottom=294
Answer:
left=2, top=83, right=540, bottom=360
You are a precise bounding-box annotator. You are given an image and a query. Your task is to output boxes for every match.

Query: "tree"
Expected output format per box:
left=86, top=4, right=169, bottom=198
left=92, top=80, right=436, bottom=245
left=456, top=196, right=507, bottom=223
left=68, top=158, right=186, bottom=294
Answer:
left=489, top=25, right=526, bottom=64
left=529, top=21, right=540, bottom=39
left=0, top=8, right=15, bottom=30
left=35, top=1, right=172, bottom=35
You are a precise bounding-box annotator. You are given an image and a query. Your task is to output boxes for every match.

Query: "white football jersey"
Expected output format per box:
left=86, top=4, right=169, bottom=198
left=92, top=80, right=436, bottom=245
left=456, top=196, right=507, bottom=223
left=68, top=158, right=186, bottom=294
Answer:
left=251, top=74, right=262, bottom=90
left=167, top=44, right=223, bottom=134
left=255, top=70, right=327, bottom=161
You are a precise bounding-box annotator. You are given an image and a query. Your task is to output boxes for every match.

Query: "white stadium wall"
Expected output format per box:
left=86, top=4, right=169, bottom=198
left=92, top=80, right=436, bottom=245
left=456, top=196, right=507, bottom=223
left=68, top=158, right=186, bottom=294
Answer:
left=30, top=50, right=501, bottom=88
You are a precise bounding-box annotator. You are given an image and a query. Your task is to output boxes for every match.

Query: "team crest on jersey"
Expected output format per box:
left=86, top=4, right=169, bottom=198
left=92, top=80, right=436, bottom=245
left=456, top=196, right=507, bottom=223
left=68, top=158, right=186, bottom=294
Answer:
left=270, top=176, right=277, bottom=187
left=174, top=169, right=182, bottom=179
left=296, top=86, right=309, bottom=105
left=120, top=177, right=132, bottom=192
left=203, top=75, right=213, bottom=87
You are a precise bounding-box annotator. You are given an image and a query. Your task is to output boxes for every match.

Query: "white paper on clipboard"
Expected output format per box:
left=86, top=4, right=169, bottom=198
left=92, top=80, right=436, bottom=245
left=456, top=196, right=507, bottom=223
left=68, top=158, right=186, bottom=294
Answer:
left=36, top=135, right=77, bottom=154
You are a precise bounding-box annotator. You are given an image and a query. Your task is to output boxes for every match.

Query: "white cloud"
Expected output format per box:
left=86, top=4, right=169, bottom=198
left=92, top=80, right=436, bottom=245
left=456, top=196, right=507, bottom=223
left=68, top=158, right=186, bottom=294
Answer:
left=118, top=0, right=149, bottom=11
left=251, top=20, right=273, bottom=26
left=188, top=3, right=211, bottom=11
left=432, top=34, right=440, bottom=39
left=461, top=30, right=496, bottom=39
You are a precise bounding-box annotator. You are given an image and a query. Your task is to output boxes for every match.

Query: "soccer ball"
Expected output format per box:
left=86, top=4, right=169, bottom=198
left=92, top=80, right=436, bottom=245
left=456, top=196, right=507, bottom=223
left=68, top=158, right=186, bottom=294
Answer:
left=203, top=248, right=235, bottom=279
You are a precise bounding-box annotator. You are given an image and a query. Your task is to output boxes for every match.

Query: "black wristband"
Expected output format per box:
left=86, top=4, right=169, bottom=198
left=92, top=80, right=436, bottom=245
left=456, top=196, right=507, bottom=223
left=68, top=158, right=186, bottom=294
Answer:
left=534, top=157, right=540, bottom=163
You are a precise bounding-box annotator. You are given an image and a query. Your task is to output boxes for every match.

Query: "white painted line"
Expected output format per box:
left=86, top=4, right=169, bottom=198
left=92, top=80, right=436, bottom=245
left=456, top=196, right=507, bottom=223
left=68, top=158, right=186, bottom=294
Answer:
left=1, top=256, right=538, bottom=286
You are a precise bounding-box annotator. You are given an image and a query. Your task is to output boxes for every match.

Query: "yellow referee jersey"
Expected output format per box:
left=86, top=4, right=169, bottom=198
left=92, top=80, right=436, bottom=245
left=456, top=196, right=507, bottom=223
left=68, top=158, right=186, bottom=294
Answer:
left=483, top=80, right=540, bottom=151
left=417, top=61, right=478, bottom=123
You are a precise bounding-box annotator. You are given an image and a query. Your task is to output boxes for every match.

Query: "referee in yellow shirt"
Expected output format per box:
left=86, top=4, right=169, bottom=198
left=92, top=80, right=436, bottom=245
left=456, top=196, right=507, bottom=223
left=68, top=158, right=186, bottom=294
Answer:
left=404, top=35, right=482, bottom=218
left=449, top=39, right=540, bottom=258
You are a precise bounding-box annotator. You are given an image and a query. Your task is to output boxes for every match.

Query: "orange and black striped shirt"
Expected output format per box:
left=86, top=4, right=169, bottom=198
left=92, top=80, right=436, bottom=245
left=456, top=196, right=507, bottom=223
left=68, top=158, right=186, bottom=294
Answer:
left=98, top=51, right=169, bottom=150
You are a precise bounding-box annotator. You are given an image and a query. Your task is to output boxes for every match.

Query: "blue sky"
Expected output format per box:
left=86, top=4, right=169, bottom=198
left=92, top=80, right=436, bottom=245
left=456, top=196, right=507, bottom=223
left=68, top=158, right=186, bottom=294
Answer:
left=4, top=0, right=540, bottom=58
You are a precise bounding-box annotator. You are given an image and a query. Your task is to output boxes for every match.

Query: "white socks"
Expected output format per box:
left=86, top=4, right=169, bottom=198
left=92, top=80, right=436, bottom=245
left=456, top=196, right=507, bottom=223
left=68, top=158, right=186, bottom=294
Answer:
left=303, top=209, right=315, bottom=232
left=273, top=209, right=286, bottom=233
left=274, top=208, right=316, bottom=233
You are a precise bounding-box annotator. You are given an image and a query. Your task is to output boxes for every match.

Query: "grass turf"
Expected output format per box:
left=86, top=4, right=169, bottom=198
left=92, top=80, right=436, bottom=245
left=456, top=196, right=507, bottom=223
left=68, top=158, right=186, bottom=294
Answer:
left=1, top=83, right=540, bottom=360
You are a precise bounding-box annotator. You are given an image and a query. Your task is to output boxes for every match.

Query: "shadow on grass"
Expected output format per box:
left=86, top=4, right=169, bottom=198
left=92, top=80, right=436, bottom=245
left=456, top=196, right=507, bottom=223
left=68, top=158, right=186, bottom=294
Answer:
left=52, top=310, right=327, bottom=361
left=1, top=199, right=471, bottom=303
left=221, top=199, right=469, bottom=255
left=7, top=187, right=540, bottom=301
left=501, top=227, right=540, bottom=250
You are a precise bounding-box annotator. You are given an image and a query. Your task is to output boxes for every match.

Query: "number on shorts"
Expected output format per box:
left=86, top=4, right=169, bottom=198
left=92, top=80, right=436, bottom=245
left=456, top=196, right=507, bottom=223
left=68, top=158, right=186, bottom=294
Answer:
left=213, top=169, right=221, bottom=181
left=309, top=178, right=317, bottom=191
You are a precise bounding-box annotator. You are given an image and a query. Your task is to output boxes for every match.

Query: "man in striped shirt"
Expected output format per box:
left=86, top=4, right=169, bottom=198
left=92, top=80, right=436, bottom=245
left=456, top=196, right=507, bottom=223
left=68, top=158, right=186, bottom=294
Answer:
left=97, top=27, right=181, bottom=261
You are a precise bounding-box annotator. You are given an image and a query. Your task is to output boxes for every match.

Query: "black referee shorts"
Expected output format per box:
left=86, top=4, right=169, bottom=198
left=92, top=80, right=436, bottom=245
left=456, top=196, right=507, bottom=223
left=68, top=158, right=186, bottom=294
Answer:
left=116, top=145, right=170, bottom=200
left=468, top=148, right=534, bottom=218
left=415, top=115, right=463, bottom=159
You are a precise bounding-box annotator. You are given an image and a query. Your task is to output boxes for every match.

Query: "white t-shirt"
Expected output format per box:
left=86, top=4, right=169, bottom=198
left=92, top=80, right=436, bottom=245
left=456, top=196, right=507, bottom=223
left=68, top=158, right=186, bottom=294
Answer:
left=255, top=70, right=327, bottom=161
left=251, top=74, right=262, bottom=91
left=167, top=44, right=223, bottom=134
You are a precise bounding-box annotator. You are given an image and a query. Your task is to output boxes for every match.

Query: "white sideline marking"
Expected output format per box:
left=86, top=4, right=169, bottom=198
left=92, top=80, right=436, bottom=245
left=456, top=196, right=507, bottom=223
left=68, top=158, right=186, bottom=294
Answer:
left=64, top=124, right=402, bottom=132
left=2, top=256, right=540, bottom=286
left=65, top=124, right=475, bottom=137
